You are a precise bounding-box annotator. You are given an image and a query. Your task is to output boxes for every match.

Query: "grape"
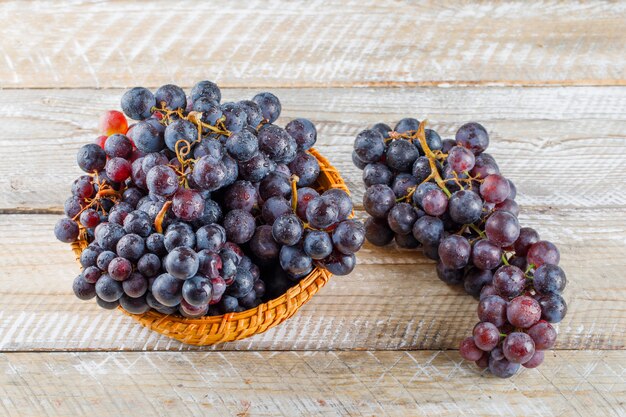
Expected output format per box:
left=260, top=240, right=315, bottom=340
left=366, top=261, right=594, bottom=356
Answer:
left=386, top=203, right=418, bottom=235
left=533, top=264, right=567, bottom=294
left=79, top=209, right=101, bottom=229
left=155, top=84, right=186, bottom=111
left=455, top=122, right=489, bottom=154
left=363, top=184, right=396, bottom=219
left=77, top=144, right=106, bottom=173
left=226, top=129, right=259, bottom=162
left=472, top=322, right=500, bottom=351
left=80, top=245, right=103, bottom=268
left=477, top=295, right=508, bottom=327
left=259, top=172, right=291, bottom=201
left=537, top=293, right=567, bottom=323
left=221, top=103, right=248, bottom=133
left=471, top=239, right=502, bottom=271
left=193, top=199, right=223, bottom=227
left=123, top=273, right=149, bottom=298
left=488, top=356, right=520, bottom=378
left=123, top=187, right=144, bottom=208
left=196, top=224, right=226, bottom=252
left=479, top=284, right=497, bottom=300
left=73, top=274, right=96, bottom=300
left=164, top=118, right=197, bottom=151
left=228, top=268, right=255, bottom=298
left=424, top=242, right=442, bottom=260
left=436, top=261, right=463, bottom=285
left=272, top=214, right=303, bottom=246
left=352, top=151, right=368, bottom=170
left=137, top=253, right=161, bottom=277
left=172, top=188, right=205, bottom=221
left=108, top=257, right=132, bottom=281
left=293, top=187, right=318, bottom=220
left=527, top=241, right=560, bottom=268
left=320, top=251, right=356, bottom=276
left=191, top=155, right=226, bottom=191
left=322, top=189, right=352, bottom=221
left=503, top=332, right=535, bottom=364
left=54, top=218, right=79, bottom=243
left=129, top=120, right=165, bottom=153
left=354, top=129, right=385, bottom=163
left=146, top=165, right=179, bottom=197
left=523, top=323, right=557, bottom=356
left=409, top=216, right=442, bottom=246
left=480, top=174, right=511, bottom=204
left=507, top=296, right=541, bottom=328
left=422, top=129, right=443, bottom=152
left=99, top=110, right=128, bottom=136
left=97, top=296, right=120, bottom=310
left=64, top=196, right=84, bottom=218
left=223, top=209, right=256, bottom=244
left=464, top=268, right=493, bottom=298
left=447, top=146, right=475, bottom=173
left=104, top=134, right=132, bottom=159
left=470, top=153, right=499, bottom=179
left=306, top=196, right=340, bottom=229
left=123, top=210, right=152, bottom=237
left=301, top=230, right=332, bottom=260
left=475, top=353, right=489, bottom=369
left=459, top=337, right=483, bottom=361
left=96, top=250, right=116, bottom=271
left=386, top=139, right=419, bottom=172
left=191, top=80, right=221, bottom=103
left=164, top=247, right=199, bottom=280
left=332, top=220, right=365, bottom=254
left=95, top=274, right=124, bottom=302
left=522, top=350, right=544, bottom=369
left=95, top=222, right=125, bottom=251
left=288, top=152, right=320, bottom=187
left=151, top=273, right=183, bottom=307
left=71, top=176, right=95, bottom=199
left=238, top=152, right=272, bottom=182
left=286, top=118, right=316, bottom=150
left=485, top=211, right=520, bottom=247
left=116, top=233, right=146, bottom=261
left=238, top=100, right=263, bottom=127
left=494, top=199, right=519, bottom=217
left=164, top=222, right=196, bottom=252
left=422, top=189, right=448, bottom=216
left=279, top=246, right=313, bottom=277
left=394, top=118, right=419, bottom=133
left=493, top=265, right=526, bottom=298
left=411, top=157, right=432, bottom=183
left=196, top=250, right=222, bottom=279
left=121, top=87, right=155, bottom=120
left=249, top=225, right=281, bottom=262
left=513, top=227, right=540, bottom=257
left=252, top=92, right=281, bottom=123
left=362, top=163, right=394, bottom=188
left=371, top=123, right=391, bottom=138
left=182, top=275, right=212, bottom=306
left=391, top=174, right=418, bottom=199
left=364, top=217, right=394, bottom=246
left=194, top=98, right=223, bottom=126
left=261, top=196, right=291, bottom=224
left=438, top=235, right=471, bottom=269
left=447, top=190, right=482, bottom=225
left=120, top=294, right=150, bottom=314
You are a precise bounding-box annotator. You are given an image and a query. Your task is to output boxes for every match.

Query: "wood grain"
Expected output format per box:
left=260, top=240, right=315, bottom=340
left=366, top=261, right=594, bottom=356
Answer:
left=0, top=1, right=625, bottom=88
left=2, top=212, right=623, bottom=351
left=0, top=350, right=623, bottom=417
left=1, top=87, right=625, bottom=211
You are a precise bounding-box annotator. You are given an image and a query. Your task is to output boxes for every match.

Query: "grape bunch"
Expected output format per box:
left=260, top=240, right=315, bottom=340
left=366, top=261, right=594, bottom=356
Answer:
left=55, top=81, right=364, bottom=318
left=353, top=119, right=567, bottom=377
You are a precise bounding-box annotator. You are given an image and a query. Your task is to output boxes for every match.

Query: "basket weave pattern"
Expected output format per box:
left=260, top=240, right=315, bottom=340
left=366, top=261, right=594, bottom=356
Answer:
left=72, top=148, right=348, bottom=346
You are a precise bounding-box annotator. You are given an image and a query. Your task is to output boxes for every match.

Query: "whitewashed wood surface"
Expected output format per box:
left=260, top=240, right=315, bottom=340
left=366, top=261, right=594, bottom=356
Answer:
left=0, top=1, right=625, bottom=416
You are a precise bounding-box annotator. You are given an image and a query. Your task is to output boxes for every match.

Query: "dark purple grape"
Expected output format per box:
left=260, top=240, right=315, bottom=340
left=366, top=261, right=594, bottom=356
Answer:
left=394, top=232, right=419, bottom=249
left=323, top=189, right=352, bottom=221
left=123, top=210, right=152, bottom=237
left=119, top=294, right=150, bottom=314
left=221, top=103, right=247, bottom=133
left=459, top=337, right=483, bottom=361
left=391, top=173, right=418, bottom=199
left=226, top=129, right=259, bottom=162
left=507, top=296, right=541, bottom=328
left=258, top=125, right=296, bottom=163
left=477, top=295, right=508, bottom=327
left=533, top=264, right=566, bottom=294
left=472, top=239, right=502, bottom=271
left=436, top=261, right=463, bottom=285
left=320, top=251, right=356, bottom=276
left=219, top=295, right=240, bottom=313
left=353, top=129, right=385, bottom=163
left=479, top=284, right=497, bottom=300
left=295, top=187, right=319, bottom=220
left=105, top=157, right=132, bottom=182
left=363, top=184, right=395, bottom=219
left=71, top=175, right=95, bottom=199
left=155, top=84, right=186, bottom=111
left=252, top=92, right=281, bottom=123
left=122, top=273, right=148, bottom=298
left=303, top=230, right=333, bottom=260
left=182, top=275, right=212, bottom=307
left=508, top=255, right=527, bottom=271
left=441, top=139, right=455, bottom=153
left=387, top=203, right=418, bottom=235
left=96, top=250, right=116, bottom=271
left=192, top=155, right=227, bottom=191
left=164, top=118, right=196, bottom=151
left=411, top=156, right=432, bottom=183
left=352, top=151, right=368, bottom=170
left=279, top=246, right=313, bottom=277
left=146, top=165, right=179, bottom=197
left=364, top=217, right=394, bottom=246
left=116, top=233, right=145, bottom=261
left=196, top=224, right=226, bottom=252
left=371, top=122, right=391, bottom=138
left=493, top=265, right=526, bottom=298
left=421, top=129, right=443, bottom=152
left=223, top=209, right=256, bottom=244
left=306, top=196, right=339, bottom=229
left=472, top=321, right=500, bottom=351
left=488, top=355, right=520, bottom=378
left=129, top=120, right=165, bottom=153
left=394, top=118, right=419, bottom=133
left=470, top=152, right=499, bottom=179
left=54, top=218, right=79, bottom=243
left=151, top=273, right=183, bottom=307
left=95, top=274, right=124, bottom=302
left=286, top=118, right=316, bottom=150
left=527, top=241, right=560, bottom=268
left=494, top=199, right=519, bottom=217
left=480, top=174, right=511, bottom=204
left=261, top=196, right=291, bottom=224
left=228, top=268, right=255, bottom=298
left=64, top=196, right=84, bottom=218
left=537, top=293, right=567, bottom=323
left=259, top=172, right=291, bottom=201
left=448, top=190, right=483, bottom=225
left=80, top=245, right=103, bottom=268
left=503, top=332, right=535, bottom=364
left=97, top=296, right=120, bottom=310
left=272, top=214, right=303, bottom=246
left=288, top=152, right=320, bottom=187
left=191, top=80, right=221, bottom=103
left=485, top=211, right=520, bottom=247
left=137, top=253, right=161, bottom=278
left=108, top=257, right=132, bottom=281
left=77, top=144, right=106, bottom=173
left=386, top=139, right=419, bottom=172
left=464, top=268, right=493, bottom=298
left=95, top=222, right=125, bottom=251
left=122, top=187, right=144, bottom=208
left=146, top=233, right=167, bottom=256
left=238, top=100, right=263, bottom=127
left=412, top=215, right=444, bottom=246
left=332, top=219, right=365, bottom=255
left=164, top=247, right=199, bottom=280
left=456, top=122, right=489, bottom=155
left=73, top=274, right=96, bottom=300
left=249, top=225, right=280, bottom=262
left=438, top=235, right=471, bottom=269
left=238, top=152, right=272, bottom=182
left=121, top=87, right=155, bottom=120
left=104, top=134, right=133, bottom=159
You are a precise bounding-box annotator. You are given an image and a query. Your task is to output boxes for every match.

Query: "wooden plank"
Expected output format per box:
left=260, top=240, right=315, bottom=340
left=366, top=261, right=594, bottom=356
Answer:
left=1, top=1, right=625, bottom=88
left=0, top=350, right=623, bottom=417
left=1, top=212, right=624, bottom=351
left=1, top=87, right=625, bottom=211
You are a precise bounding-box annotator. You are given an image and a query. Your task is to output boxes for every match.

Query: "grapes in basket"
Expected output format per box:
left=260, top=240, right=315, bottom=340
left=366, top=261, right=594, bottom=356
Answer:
left=55, top=81, right=365, bottom=318
left=353, top=119, right=567, bottom=378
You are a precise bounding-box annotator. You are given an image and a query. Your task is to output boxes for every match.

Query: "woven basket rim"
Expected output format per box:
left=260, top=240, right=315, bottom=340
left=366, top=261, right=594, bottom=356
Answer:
left=71, top=147, right=349, bottom=335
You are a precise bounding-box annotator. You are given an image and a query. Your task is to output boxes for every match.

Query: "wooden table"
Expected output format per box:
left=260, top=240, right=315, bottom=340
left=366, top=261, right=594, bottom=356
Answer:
left=1, top=1, right=624, bottom=416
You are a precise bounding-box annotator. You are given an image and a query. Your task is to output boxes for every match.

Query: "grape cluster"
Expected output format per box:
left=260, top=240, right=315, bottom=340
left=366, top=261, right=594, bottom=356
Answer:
left=353, top=119, right=567, bottom=377
left=55, top=81, right=364, bottom=318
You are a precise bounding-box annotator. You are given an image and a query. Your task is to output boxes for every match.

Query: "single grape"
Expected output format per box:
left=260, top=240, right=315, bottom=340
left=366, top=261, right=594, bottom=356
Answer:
left=387, top=203, right=419, bottom=235
left=471, top=239, right=502, bottom=271
left=252, top=92, right=281, bottom=123
left=533, top=264, right=566, bottom=295
left=123, top=210, right=152, bottom=237
left=54, top=218, right=79, bottom=243
left=537, top=293, right=567, bottom=323
left=394, top=232, right=420, bottom=249
left=77, top=144, right=107, bottom=173
left=97, top=296, right=120, bottom=310
left=104, top=133, right=133, bottom=159
left=146, top=165, right=179, bottom=197
left=362, top=184, right=396, bottom=219
left=122, top=273, right=149, bottom=298
left=137, top=253, right=161, bottom=278
left=192, top=155, right=227, bottom=191
left=438, top=235, right=471, bottom=269
left=294, top=187, right=320, bottom=220
left=182, top=275, right=212, bottom=307
left=119, top=294, right=150, bottom=314
left=116, top=233, right=146, bottom=262
left=391, top=173, right=418, bottom=199
left=320, top=251, right=356, bottom=276
left=472, top=321, right=500, bottom=351
left=95, top=274, right=124, bottom=302
left=151, top=273, right=183, bottom=307
left=71, top=176, right=95, bottom=199
left=223, top=209, right=256, bottom=244
left=485, top=211, right=520, bottom=247
left=129, top=120, right=165, bottom=153
left=522, top=350, right=544, bottom=369
left=108, top=257, right=133, bottom=281
left=386, top=139, right=419, bottom=172
left=121, top=87, right=155, bottom=120
left=448, top=190, right=483, bottom=225
left=191, top=80, right=221, bottom=103
left=323, top=189, right=352, bottom=221
left=73, top=274, right=96, bottom=300
left=494, top=199, right=519, bottom=217
left=456, top=122, right=489, bottom=154
left=364, top=217, right=394, bottom=246
left=226, top=129, right=259, bottom=162
left=286, top=118, right=317, bottom=150
left=261, top=196, right=291, bottom=224
left=164, top=222, right=196, bottom=252
left=479, top=284, right=497, bottom=300
left=411, top=156, right=432, bottom=183
left=288, top=152, right=320, bottom=187
left=306, top=196, right=340, bottom=229
left=272, top=214, right=304, bottom=246
left=96, top=250, right=116, bottom=271
left=238, top=100, right=263, bottom=127
left=164, top=247, right=199, bottom=280
left=353, top=129, right=385, bottom=163
left=503, top=332, right=535, bottom=364
left=155, top=84, right=186, bottom=111
left=527, top=241, right=560, bottom=268
left=421, top=188, right=448, bottom=216
left=488, top=355, right=520, bottom=378
left=257, top=124, right=296, bottom=163
left=164, top=118, right=197, bottom=151
left=480, top=174, right=511, bottom=204
left=172, top=188, right=205, bottom=221
left=460, top=337, right=484, bottom=361
left=447, top=146, right=475, bottom=173
left=332, top=219, right=365, bottom=255
left=80, top=245, right=103, bottom=268
left=196, top=224, right=226, bottom=252
left=279, top=246, right=313, bottom=277
left=513, top=227, right=540, bottom=257
left=412, top=216, right=444, bottom=246
left=464, top=268, right=493, bottom=298
left=507, top=295, right=541, bottom=328
left=249, top=225, right=281, bottom=262
left=228, top=267, right=255, bottom=298
left=493, top=265, right=526, bottom=298
left=371, top=123, right=391, bottom=138
left=470, top=153, right=499, bottom=179
left=477, top=295, right=508, bottom=327
left=95, top=222, right=125, bottom=251
left=393, top=118, right=419, bottom=133
left=259, top=171, right=292, bottom=201
left=436, top=261, right=464, bottom=285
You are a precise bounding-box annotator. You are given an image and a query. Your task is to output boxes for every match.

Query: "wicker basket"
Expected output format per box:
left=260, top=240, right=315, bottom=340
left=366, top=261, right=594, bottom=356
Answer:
left=71, top=148, right=348, bottom=346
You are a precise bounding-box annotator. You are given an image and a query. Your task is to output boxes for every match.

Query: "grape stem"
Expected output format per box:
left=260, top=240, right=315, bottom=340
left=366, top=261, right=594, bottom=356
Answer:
left=468, top=223, right=486, bottom=238
left=290, top=175, right=300, bottom=213
left=154, top=201, right=172, bottom=234
left=500, top=254, right=510, bottom=266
